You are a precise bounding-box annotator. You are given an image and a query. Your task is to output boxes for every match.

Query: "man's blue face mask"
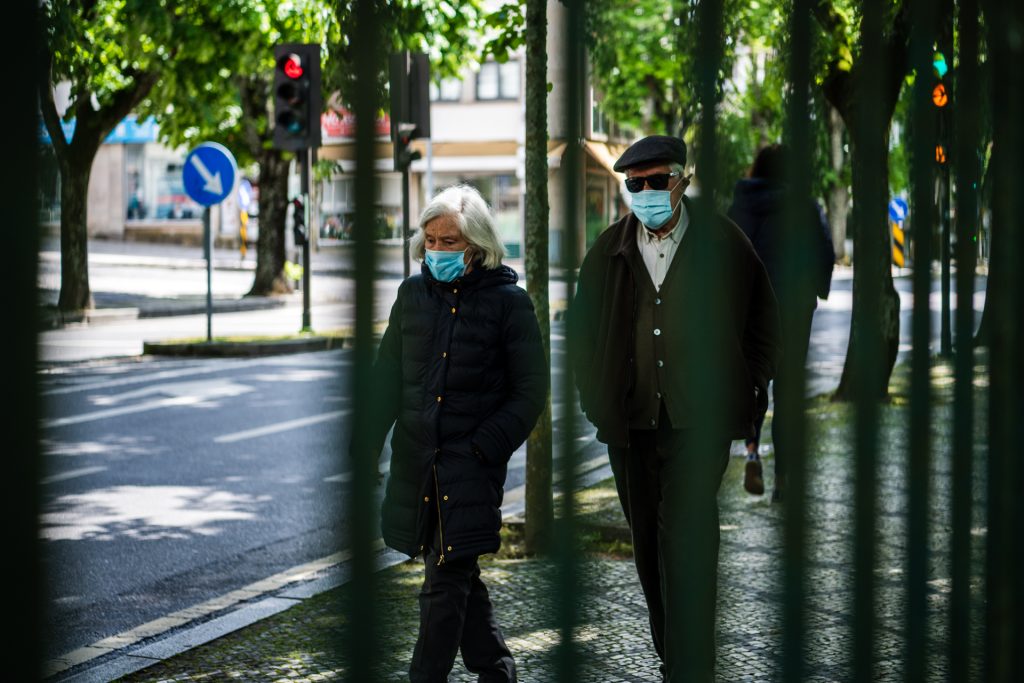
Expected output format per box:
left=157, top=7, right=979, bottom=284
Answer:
left=425, top=249, right=467, bottom=282
left=627, top=172, right=683, bottom=230
left=631, top=189, right=685, bottom=230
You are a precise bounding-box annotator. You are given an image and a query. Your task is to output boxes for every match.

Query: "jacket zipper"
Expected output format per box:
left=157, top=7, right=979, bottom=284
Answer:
left=430, top=284, right=457, bottom=566
left=625, top=267, right=638, bottom=449
left=432, top=463, right=446, bottom=566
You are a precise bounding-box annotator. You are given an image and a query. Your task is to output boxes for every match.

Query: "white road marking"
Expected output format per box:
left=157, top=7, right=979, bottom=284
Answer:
left=41, top=362, right=246, bottom=396
left=41, top=354, right=346, bottom=397
left=41, top=466, right=108, bottom=485
left=214, top=410, right=350, bottom=443
left=45, top=395, right=214, bottom=428
left=324, top=458, right=391, bottom=483
left=44, top=379, right=257, bottom=428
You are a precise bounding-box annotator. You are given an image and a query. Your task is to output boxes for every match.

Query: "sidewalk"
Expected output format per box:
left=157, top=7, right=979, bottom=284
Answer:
left=97, top=366, right=984, bottom=683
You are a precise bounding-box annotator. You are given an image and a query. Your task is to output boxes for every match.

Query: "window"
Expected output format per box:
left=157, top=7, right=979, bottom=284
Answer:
left=591, top=95, right=610, bottom=137
left=475, top=60, right=520, bottom=101
left=431, top=173, right=522, bottom=255
left=155, top=163, right=202, bottom=220
left=319, top=175, right=402, bottom=241
left=429, top=77, right=463, bottom=102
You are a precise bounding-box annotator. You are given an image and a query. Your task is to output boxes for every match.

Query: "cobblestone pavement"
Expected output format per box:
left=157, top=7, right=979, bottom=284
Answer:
left=119, top=367, right=987, bottom=682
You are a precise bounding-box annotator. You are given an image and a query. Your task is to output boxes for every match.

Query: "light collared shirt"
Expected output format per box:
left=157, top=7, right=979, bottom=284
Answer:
left=636, top=201, right=689, bottom=290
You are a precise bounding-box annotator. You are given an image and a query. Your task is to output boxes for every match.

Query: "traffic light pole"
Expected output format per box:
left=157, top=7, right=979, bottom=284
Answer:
left=940, top=165, right=952, bottom=355
left=203, top=205, right=213, bottom=342
left=940, top=28, right=954, bottom=357
left=300, top=148, right=312, bottom=332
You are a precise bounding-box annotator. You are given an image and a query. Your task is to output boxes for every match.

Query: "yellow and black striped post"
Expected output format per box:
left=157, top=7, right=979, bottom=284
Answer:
left=891, top=220, right=906, bottom=268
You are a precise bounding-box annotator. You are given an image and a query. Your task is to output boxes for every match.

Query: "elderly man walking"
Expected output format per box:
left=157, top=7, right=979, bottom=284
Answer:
left=568, top=135, right=781, bottom=681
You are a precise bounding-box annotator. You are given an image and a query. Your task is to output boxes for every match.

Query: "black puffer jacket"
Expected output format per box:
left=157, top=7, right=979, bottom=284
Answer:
left=362, top=262, right=547, bottom=562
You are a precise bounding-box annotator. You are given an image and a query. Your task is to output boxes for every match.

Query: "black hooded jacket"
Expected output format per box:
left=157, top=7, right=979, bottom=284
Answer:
left=358, top=262, right=548, bottom=562
left=727, top=178, right=835, bottom=311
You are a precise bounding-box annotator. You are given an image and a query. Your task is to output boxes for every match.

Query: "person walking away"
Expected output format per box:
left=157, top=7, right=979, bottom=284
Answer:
left=353, top=184, right=548, bottom=682
left=727, top=143, right=835, bottom=501
left=568, top=135, right=781, bottom=681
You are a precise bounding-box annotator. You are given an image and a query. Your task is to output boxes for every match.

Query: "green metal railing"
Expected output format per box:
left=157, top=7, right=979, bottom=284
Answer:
left=779, top=0, right=812, bottom=679
left=554, top=1, right=584, bottom=679
left=983, top=1, right=1024, bottom=681
left=906, top=2, right=939, bottom=682
left=12, top=1, right=43, bottom=680
left=19, top=1, right=1024, bottom=681
left=346, top=1, right=384, bottom=679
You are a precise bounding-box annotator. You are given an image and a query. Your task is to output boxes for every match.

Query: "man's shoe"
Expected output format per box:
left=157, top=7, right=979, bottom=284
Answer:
left=744, top=458, right=764, bottom=495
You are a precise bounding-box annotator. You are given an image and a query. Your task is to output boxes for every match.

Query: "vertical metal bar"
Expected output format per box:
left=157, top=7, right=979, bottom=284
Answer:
left=780, top=0, right=813, bottom=679
left=555, top=3, right=582, bottom=679
left=938, top=0, right=954, bottom=359
left=677, top=0, right=724, bottom=676
left=905, top=0, right=939, bottom=680
left=346, top=0, right=382, bottom=679
left=7, top=0, right=43, bottom=678
left=950, top=0, right=980, bottom=679
left=402, top=163, right=411, bottom=279
left=984, top=0, right=1024, bottom=680
left=939, top=171, right=952, bottom=355
left=851, top=1, right=886, bottom=681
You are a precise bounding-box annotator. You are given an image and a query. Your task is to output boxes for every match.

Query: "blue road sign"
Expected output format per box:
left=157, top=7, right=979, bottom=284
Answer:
left=183, top=143, right=238, bottom=206
left=889, top=197, right=909, bottom=223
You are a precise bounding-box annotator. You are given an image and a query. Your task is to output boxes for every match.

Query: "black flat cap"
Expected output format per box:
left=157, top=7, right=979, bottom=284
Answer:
left=613, top=135, right=687, bottom=172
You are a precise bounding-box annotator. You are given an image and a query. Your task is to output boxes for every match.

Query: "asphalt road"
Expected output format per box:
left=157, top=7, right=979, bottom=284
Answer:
left=41, top=351, right=356, bottom=660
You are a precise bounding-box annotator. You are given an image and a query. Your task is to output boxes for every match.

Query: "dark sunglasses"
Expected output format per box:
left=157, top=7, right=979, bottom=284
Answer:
left=625, top=171, right=681, bottom=193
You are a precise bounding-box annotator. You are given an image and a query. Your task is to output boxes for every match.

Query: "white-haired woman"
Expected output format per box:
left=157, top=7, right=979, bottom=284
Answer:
left=356, top=184, right=547, bottom=682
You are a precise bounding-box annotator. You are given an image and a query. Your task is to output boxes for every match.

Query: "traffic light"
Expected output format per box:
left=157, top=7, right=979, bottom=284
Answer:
left=291, top=198, right=307, bottom=246
left=932, top=51, right=949, bottom=165
left=389, top=51, right=431, bottom=171
left=273, top=44, right=321, bottom=151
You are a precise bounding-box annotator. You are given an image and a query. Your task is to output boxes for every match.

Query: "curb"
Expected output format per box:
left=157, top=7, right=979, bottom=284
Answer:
left=503, top=517, right=631, bottom=544
left=143, top=336, right=349, bottom=357
left=39, top=298, right=288, bottom=330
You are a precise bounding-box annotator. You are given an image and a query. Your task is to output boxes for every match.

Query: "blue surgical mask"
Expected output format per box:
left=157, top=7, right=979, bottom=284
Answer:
left=425, top=249, right=467, bottom=282
left=631, top=190, right=681, bottom=230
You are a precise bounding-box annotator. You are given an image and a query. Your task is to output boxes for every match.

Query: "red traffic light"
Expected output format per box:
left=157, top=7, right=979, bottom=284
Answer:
left=280, top=53, right=303, bottom=79
left=932, top=83, right=948, bottom=108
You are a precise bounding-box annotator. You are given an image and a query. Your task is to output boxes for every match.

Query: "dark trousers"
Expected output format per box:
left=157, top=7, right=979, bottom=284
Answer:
left=608, top=408, right=730, bottom=683
left=747, top=306, right=814, bottom=480
left=409, top=540, right=516, bottom=683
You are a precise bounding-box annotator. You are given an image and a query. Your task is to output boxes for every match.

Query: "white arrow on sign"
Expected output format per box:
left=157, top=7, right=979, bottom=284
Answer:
left=190, top=154, right=224, bottom=195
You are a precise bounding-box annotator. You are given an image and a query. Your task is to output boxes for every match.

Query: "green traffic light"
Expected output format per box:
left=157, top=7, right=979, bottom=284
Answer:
left=933, top=52, right=948, bottom=78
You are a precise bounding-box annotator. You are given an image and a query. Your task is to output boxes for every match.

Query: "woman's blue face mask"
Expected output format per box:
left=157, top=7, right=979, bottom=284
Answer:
left=425, top=249, right=467, bottom=282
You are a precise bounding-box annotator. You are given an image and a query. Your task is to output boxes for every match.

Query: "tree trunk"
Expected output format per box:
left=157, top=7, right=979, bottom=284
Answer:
left=57, top=156, right=93, bottom=312
left=523, top=0, right=553, bottom=555
left=826, top=104, right=849, bottom=261
left=249, top=148, right=292, bottom=296
left=833, top=128, right=901, bottom=400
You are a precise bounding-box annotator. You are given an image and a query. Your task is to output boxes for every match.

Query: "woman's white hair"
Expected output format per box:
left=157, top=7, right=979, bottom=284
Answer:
left=410, top=184, right=506, bottom=269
